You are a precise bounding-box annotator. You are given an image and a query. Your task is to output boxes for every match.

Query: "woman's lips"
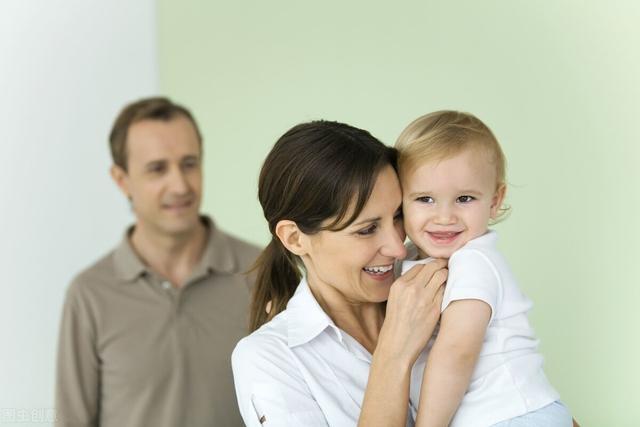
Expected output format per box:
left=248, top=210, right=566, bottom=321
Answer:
left=362, top=264, right=395, bottom=281
left=363, top=269, right=394, bottom=281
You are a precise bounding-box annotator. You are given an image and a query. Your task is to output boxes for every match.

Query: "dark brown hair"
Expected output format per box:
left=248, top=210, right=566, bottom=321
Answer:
left=109, top=97, right=203, bottom=171
left=249, top=120, right=397, bottom=331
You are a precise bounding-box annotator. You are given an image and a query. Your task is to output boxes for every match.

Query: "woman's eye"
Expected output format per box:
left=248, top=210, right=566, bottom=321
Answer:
left=457, top=195, right=475, bottom=203
left=416, top=196, right=434, bottom=204
left=357, top=224, right=377, bottom=236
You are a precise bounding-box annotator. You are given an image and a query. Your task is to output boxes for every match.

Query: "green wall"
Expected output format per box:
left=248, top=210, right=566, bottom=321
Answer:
left=159, top=1, right=640, bottom=425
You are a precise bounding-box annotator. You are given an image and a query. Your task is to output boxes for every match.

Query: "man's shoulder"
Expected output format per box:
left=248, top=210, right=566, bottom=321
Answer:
left=215, top=228, right=262, bottom=269
left=66, top=247, right=121, bottom=300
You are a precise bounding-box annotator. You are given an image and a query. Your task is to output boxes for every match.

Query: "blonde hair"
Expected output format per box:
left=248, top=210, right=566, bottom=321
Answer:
left=395, top=110, right=510, bottom=222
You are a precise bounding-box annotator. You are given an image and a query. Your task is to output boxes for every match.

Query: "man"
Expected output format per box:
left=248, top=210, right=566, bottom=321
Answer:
left=55, top=97, right=261, bottom=427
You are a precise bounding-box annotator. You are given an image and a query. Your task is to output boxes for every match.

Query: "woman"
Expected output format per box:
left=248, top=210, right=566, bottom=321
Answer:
left=232, top=120, right=447, bottom=426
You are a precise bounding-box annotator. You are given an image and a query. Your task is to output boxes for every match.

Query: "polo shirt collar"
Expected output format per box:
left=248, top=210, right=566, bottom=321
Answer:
left=113, top=216, right=236, bottom=283
left=113, top=226, right=147, bottom=282
left=192, top=216, right=236, bottom=278
left=286, top=278, right=339, bottom=348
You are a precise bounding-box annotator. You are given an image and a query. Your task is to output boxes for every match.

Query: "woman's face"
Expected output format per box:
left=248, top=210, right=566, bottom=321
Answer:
left=301, top=166, right=407, bottom=304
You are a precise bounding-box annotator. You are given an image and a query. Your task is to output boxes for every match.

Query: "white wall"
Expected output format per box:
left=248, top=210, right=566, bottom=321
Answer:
left=0, top=2, right=157, bottom=424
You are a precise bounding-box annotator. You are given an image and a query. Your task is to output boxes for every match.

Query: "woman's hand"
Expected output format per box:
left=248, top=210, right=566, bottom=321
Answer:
left=378, top=260, right=448, bottom=367
left=358, top=260, right=447, bottom=427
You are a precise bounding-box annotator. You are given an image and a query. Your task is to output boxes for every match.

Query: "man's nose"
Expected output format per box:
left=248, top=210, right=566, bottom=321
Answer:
left=168, top=167, right=189, bottom=194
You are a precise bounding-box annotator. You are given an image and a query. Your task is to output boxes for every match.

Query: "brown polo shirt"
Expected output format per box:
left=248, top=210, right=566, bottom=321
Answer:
left=55, top=217, right=261, bottom=427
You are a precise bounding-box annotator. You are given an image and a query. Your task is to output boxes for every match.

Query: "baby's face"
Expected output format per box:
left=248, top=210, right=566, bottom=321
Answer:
left=401, top=148, right=504, bottom=259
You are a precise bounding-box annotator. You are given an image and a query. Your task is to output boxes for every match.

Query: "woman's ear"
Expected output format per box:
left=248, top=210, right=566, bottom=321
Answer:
left=490, top=184, right=507, bottom=219
left=275, top=220, right=308, bottom=256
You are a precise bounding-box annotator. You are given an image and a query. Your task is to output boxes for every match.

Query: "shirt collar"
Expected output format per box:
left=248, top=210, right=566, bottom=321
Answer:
left=464, top=229, right=498, bottom=249
left=113, top=226, right=147, bottom=282
left=193, top=216, right=236, bottom=277
left=286, top=277, right=339, bottom=348
left=400, top=230, right=498, bottom=274
left=113, top=215, right=237, bottom=283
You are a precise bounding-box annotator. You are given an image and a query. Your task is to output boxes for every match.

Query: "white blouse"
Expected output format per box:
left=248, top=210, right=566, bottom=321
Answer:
left=232, top=278, right=426, bottom=426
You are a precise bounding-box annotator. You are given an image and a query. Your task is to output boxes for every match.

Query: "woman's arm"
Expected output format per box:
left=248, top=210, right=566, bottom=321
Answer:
left=415, top=299, right=491, bottom=427
left=358, top=261, right=448, bottom=427
left=232, top=336, right=329, bottom=427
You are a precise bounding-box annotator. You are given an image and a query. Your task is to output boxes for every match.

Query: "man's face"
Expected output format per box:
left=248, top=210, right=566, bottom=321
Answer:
left=112, top=116, right=203, bottom=238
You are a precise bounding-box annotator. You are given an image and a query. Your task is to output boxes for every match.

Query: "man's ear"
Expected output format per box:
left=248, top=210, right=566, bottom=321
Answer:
left=490, top=184, right=507, bottom=219
left=110, top=165, right=130, bottom=199
left=275, top=220, right=308, bottom=257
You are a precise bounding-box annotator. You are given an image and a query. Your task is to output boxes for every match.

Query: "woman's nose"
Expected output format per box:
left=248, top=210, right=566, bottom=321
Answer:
left=381, top=224, right=407, bottom=259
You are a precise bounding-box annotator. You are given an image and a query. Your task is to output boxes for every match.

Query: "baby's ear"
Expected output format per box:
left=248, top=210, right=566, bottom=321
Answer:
left=490, top=184, right=507, bottom=219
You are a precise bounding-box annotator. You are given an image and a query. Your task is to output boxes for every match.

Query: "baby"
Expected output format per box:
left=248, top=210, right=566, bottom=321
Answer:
left=396, top=111, right=572, bottom=427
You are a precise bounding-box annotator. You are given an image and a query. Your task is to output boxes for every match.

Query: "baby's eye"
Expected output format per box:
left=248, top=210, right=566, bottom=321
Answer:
left=357, top=224, right=378, bottom=236
left=416, top=196, right=434, bottom=204
left=457, top=195, right=475, bottom=203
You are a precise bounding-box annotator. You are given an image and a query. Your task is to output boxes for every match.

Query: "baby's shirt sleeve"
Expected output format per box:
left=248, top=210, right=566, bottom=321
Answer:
left=443, top=249, right=502, bottom=322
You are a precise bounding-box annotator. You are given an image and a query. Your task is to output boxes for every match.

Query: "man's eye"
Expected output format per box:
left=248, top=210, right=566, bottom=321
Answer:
left=416, top=196, right=434, bottom=204
left=357, top=224, right=377, bottom=236
left=457, top=195, right=475, bottom=203
left=148, top=165, right=165, bottom=174
left=183, top=159, right=199, bottom=169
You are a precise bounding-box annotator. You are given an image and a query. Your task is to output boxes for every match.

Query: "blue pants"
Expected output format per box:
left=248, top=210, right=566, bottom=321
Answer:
left=491, top=401, right=572, bottom=427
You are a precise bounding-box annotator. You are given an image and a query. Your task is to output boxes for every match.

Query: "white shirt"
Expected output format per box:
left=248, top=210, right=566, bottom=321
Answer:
left=402, top=230, right=560, bottom=427
left=232, top=278, right=427, bottom=426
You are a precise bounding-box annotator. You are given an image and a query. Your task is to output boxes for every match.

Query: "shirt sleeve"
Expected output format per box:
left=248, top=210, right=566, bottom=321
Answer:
left=443, top=249, right=502, bottom=322
left=55, top=283, right=100, bottom=427
left=232, top=335, right=329, bottom=427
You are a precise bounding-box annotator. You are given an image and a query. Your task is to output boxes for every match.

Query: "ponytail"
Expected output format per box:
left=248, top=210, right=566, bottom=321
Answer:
left=249, top=238, right=301, bottom=332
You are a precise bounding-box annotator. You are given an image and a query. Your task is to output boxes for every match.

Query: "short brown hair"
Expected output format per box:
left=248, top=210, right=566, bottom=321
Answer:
left=109, top=97, right=203, bottom=170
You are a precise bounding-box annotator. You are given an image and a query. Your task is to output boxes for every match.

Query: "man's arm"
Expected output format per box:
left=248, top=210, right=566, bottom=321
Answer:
left=415, top=299, right=491, bottom=427
left=55, top=286, right=100, bottom=427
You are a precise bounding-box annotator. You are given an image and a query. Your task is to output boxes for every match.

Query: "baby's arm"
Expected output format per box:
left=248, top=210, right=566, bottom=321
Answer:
left=415, top=299, right=491, bottom=427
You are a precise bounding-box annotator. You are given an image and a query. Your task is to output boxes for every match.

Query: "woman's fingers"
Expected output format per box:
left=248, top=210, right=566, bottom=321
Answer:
left=433, top=284, right=445, bottom=308
left=398, top=263, right=423, bottom=282
left=410, top=259, right=447, bottom=287
left=423, top=267, right=448, bottom=299
left=400, top=259, right=447, bottom=283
